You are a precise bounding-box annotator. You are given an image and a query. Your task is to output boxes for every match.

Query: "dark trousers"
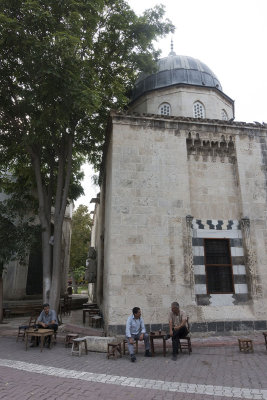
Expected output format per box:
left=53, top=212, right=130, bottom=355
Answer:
left=172, top=326, right=188, bottom=355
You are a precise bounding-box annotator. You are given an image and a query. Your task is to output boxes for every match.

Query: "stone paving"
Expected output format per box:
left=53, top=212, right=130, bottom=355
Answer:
left=0, top=331, right=267, bottom=400
left=1, top=311, right=267, bottom=399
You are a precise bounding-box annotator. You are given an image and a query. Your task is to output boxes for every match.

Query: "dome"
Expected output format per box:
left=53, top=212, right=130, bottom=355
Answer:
left=132, top=53, right=222, bottom=102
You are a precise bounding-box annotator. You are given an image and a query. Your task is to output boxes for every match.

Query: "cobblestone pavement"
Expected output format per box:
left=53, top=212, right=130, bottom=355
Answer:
left=0, top=335, right=267, bottom=400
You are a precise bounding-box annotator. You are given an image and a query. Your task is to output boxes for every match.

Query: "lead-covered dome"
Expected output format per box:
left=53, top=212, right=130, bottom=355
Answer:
left=132, top=53, right=222, bottom=102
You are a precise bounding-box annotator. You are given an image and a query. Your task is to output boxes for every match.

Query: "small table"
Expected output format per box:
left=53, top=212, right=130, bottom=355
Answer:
left=83, top=303, right=97, bottom=308
left=83, top=308, right=99, bottom=324
left=25, top=329, right=54, bottom=352
left=150, top=331, right=167, bottom=357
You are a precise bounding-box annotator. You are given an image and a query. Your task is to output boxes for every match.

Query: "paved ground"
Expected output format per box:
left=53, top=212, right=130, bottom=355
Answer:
left=0, top=329, right=267, bottom=400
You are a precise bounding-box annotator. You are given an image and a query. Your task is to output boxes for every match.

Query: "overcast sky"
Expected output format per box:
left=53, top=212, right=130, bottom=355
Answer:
left=75, top=0, right=267, bottom=210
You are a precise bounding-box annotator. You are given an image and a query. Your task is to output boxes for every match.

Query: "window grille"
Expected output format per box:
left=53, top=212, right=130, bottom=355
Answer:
left=204, top=239, right=234, bottom=294
left=159, top=103, right=171, bottom=116
left=193, top=101, right=205, bottom=118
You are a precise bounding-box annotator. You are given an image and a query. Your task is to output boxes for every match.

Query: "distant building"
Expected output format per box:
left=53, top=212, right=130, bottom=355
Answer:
left=0, top=190, right=73, bottom=300
left=91, top=50, right=267, bottom=335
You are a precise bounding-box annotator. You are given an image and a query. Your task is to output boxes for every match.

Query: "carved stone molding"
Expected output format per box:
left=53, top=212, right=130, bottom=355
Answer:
left=184, top=215, right=195, bottom=303
left=186, top=133, right=236, bottom=163
left=240, top=217, right=262, bottom=299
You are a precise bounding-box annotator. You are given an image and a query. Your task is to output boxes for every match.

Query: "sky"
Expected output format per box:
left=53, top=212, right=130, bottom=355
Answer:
left=75, top=0, right=267, bottom=210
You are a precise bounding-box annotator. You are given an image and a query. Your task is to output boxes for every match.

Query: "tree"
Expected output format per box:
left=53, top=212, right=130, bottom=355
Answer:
left=0, top=0, right=174, bottom=310
left=0, top=209, right=39, bottom=322
left=70, top=204, right=92, bottom=293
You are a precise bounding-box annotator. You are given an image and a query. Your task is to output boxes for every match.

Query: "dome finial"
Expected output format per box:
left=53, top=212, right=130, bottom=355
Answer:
left=169, top=38, right=176, bottom=56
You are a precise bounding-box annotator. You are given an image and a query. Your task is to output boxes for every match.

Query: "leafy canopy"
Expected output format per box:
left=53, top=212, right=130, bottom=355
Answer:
left=0, top=0, right=174, bottom=170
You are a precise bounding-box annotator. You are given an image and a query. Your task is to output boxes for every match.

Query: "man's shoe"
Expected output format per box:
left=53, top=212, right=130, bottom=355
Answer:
left=171, top=355, right=177, bottom=361
left=130, top=354, right=136, bottom=362
left=144, top=350, right=152, bottom=357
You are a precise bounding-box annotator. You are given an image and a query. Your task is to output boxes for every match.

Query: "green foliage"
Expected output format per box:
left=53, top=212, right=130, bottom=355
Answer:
left=70, top=204, right=92, bottom=272
left=72, top=265, right=87, bottom=285
left=0, top=0, right=174, bottom=303
left=0, top=210, right=40, bottom=274
left=0, top=0, right=174, bottom=171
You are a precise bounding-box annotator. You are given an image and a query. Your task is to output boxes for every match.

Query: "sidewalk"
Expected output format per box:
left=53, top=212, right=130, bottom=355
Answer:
left=1, top=311, right=267, bottom=400
left=0, top=332, right=267, bottom=400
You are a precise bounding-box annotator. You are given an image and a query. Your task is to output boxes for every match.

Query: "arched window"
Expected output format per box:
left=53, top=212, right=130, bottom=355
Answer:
left=221, top=109, right=228, bottom=121
left=159, top=102, right=171, bottom=116
left=193, top=101, right=205, bottom=118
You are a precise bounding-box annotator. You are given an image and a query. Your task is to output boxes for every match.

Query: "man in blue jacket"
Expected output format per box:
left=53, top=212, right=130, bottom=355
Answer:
left=126, top=306, right=151, bottom=362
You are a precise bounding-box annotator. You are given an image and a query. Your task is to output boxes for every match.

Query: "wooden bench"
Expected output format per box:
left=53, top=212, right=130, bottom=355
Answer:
left=238, top=338, right=254, bottom=353
left=4, top=305, right=41, bottom=317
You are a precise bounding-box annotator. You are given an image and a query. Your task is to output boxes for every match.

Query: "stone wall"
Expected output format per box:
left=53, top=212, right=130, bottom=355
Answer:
left=131, top=86, right=233, bottom=120
left=93, top=113, right=267, bottom=334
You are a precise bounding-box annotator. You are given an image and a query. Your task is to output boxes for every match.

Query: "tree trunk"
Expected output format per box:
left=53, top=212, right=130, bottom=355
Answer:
left=42, top=228, right=52, bottom=303
left=30, top=147, right=53, bottom=304
left=49, top=226, right=63, bottom=311
left=0, top=275, right=3, bottom=323
left=49, top=134, right=73, bottom=312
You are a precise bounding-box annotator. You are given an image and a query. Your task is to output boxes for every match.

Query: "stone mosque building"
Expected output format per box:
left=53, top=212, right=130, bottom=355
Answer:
left=90, top=47, right=267, bottom=335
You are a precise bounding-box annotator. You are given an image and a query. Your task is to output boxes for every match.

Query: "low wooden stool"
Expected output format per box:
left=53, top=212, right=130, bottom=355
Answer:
left=71, top=337, right=88, bottom=356
left=263, top=332, right=267, bottom=350
left=122, top=338, right=138, bottom=355
left=238, top=338, right=254, bottom=353
left=3, top=309, right=11, bottom=318
left=91, top=315, right=103, bottom=328
left=65, top=333, right=79, bottom=348
left=107, top=342, right=122, bottom=359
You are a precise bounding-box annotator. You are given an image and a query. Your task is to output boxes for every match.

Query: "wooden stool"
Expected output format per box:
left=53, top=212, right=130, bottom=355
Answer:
left=65, top=333, right=79, bottom=348
left=91, top=315, right=103, bottom=328
left=3, top=309, right=11, bottom=318
left=263, top=332, right=267, bottom=350
left=107, top=342, right=122, bottom=359
left=122, top=338, right=138, bottom=355
left=238, top=338, right=254, bottom=353
left=71, top=337, right=88, bottom=356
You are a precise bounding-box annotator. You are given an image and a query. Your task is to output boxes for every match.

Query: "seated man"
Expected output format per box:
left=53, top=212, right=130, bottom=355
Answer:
left=126, top=306, right=151, bottom=362
left=32, top=303, right=58, bottom=347
left=168, top=302, right=188, bottom=361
